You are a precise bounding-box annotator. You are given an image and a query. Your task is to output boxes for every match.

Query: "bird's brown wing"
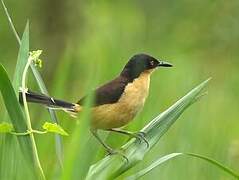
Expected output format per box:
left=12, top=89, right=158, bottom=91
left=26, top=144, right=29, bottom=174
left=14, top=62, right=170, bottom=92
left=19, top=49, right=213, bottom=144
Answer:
left=77, top=76, right=128, bottom=107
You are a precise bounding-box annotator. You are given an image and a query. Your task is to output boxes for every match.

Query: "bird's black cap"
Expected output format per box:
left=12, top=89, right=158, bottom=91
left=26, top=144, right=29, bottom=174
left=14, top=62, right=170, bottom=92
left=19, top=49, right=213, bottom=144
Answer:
left=121, top=53, right=172, bottom=81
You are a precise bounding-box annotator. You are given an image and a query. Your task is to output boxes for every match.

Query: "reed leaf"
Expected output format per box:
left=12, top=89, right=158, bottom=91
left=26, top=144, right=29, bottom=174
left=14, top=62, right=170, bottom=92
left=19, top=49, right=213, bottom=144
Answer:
left=86, top=78, right=210, bottom=179
left=0, top=64, right=42, bottom=178
left=126, top=153, right=239, bottom=179
left=0, top=23, right=45, bottom=179
left=0, top=21, right=30, bottom=180
left=1, top=0, right=63, bottom=167
left=13, top=22, right=29, bottom=94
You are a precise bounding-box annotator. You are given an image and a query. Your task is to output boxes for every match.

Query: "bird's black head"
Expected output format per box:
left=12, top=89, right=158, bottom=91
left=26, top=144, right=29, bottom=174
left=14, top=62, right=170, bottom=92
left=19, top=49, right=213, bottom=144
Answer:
left=121, top=53, right=172, bottom=81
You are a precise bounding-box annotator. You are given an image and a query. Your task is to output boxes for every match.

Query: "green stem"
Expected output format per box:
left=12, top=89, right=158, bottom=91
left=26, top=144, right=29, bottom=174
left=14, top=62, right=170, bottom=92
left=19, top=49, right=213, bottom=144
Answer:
left=21, top=56, right=46, bottom=180
left=32, top=130, right=47, bottom=134
left=10, top=130, right=47, bottom=136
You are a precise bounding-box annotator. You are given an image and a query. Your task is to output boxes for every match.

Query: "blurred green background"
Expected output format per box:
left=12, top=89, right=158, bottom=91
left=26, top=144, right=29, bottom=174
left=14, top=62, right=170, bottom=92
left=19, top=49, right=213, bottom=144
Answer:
left=0, top=0, right=239, bottom=179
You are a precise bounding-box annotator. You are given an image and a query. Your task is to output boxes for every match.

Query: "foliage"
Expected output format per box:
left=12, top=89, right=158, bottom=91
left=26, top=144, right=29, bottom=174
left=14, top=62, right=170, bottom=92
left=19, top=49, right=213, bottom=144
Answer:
left=0, top=0, right=239, bottom=180
left=0, top=122, right=13, bottom=133
left=42, top=122, right=69, bottom=136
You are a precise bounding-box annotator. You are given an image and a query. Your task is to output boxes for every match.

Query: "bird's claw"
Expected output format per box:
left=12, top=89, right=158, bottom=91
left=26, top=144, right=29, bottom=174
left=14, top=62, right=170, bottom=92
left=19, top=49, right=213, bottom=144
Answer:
left=106, top=148, right=129, bottom=163
left=133, top=131, right=150, bottom=148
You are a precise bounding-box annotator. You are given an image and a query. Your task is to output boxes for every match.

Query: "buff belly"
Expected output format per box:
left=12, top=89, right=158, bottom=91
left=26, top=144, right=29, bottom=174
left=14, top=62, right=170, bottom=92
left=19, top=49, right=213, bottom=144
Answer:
left=91, top=71, right=151, bottom=130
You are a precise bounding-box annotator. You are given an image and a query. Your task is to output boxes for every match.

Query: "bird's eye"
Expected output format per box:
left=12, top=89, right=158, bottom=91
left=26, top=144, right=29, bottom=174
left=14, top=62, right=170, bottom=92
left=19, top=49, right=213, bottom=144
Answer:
left=150, top=60, right=154, bottom=66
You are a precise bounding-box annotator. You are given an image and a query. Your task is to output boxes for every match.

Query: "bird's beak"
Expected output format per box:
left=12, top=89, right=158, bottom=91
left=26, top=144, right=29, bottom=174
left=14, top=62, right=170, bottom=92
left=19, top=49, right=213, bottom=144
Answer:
left=158, top=61, right=173, bottom=67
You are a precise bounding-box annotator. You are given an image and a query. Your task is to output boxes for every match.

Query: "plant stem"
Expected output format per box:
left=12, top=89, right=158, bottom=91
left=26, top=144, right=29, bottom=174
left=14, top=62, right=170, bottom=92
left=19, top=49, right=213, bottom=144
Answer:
left=10, top=130, right=47, bottom=136
left=32, top=130, right=48, bottom=134
left=21, top=56, right=46, bottom=180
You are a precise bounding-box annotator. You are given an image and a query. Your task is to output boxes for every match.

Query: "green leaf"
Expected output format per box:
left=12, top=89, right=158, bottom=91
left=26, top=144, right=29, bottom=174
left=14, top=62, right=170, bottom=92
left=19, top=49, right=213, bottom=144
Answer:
left=42, top=122, right=69, bottom=136
left=86, top=79, right=210, bottom=180
left=126, top=153, right=181, bottom=180
left=0, top=21, right=34, bottom=179
left=0, top=7, right=45, bottom=179
left=0, top=64, right=40, bottom=178
left=13, top=22, right=29, bottom=95
left=126, top=153, right=239, bottom=179
left=0, top=122, right=13, bottom=133
left=0, top=24, right=45, bottom=179
left=0, top=0, right=21, bottom=45
left=2, top=0, right=63, bottom=166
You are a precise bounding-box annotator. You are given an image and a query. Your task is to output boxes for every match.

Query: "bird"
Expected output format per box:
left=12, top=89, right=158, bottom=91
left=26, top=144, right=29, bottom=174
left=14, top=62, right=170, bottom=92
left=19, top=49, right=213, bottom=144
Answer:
left=20, top=53, right=172, bottom=160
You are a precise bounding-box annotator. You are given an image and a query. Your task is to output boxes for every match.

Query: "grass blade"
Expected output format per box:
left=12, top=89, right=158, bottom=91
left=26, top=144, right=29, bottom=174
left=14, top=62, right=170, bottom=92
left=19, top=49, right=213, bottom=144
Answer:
left=1, top=0, right=64, bottom=167
left=126, top=153, right=181, bottom=180
left=13, top=22, right=29, bottom=94
left=0, top=21, right=29, bottom=180
left=0, top=0, right=21, bottom=45
left=0, top=64, right=41, bottom=178
left=86, top=79, right=210, bottom=179
left=1, top=24, right=45, bottom=179
left=126, top=153, right=239, bottom=179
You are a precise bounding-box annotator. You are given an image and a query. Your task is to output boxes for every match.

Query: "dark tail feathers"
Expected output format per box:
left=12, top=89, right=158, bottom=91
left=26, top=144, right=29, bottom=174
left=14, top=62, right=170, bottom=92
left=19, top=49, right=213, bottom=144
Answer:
left=19, top=90, right=80, bottom=113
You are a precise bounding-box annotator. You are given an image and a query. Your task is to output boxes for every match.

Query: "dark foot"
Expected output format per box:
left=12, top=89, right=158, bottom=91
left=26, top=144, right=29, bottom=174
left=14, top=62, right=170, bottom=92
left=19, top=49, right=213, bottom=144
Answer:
left=132, top=131, right=150, bottom=148
left=106, top=148, right=129, bottom=163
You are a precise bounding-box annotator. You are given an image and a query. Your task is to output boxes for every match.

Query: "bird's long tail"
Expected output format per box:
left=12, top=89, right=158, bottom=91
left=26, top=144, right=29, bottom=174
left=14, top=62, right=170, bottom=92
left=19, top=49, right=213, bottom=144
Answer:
left=19, top=90, right=81, bottom=116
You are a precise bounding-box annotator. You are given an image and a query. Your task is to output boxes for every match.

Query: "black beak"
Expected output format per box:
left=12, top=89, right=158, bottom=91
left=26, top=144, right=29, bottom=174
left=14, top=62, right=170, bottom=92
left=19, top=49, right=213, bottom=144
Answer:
left=158, top=61, right=173, bottom=67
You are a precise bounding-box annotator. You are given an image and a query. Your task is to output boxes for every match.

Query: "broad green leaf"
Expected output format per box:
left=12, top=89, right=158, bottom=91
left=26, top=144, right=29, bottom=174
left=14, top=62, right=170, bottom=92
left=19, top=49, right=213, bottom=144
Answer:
left=126, top=153, right=239, bottom=179
left=86, top=79, right=210, bottom=180
left=0, top=122, right=13, bottom=133
left=42, top=122, right=69, bottom=136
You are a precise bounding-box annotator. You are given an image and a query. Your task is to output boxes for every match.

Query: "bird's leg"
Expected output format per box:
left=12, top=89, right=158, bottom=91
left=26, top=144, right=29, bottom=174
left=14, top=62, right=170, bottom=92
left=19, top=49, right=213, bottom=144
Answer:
left=107, top=128, right=150, bottom=148
left=90, top=129, right=112, bottom=152
left=90, top=129, right=129, bottom=162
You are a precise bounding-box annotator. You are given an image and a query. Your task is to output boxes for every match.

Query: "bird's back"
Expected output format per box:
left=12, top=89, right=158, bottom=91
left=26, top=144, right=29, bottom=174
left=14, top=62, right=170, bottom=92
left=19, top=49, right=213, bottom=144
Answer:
left=77, top=75, right=128, bottom=107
